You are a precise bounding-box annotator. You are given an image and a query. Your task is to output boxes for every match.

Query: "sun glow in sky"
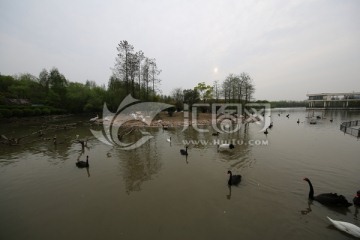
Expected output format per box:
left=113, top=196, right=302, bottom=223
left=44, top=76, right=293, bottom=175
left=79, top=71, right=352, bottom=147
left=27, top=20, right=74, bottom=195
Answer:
left=214, top=67, right=218, bottom=74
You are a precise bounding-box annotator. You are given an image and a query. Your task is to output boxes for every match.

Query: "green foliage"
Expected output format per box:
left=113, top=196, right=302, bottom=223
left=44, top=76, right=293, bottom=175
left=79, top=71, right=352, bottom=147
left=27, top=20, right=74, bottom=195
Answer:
left=22, top=108, right=34, bottom=117
left=0, top=106, right=66, bottom=118
left=41, top=108, right=51, bottom=115
left=171, top=88, right=184, bottom=111
left=183, top=89, right=200, bottom=108
left=268, top=101, right=306, bottom=108
left=0, top=75, right=15, bottom=93
left=33, top=108, right=41, bottom=116
left=65, top=82, right=90, bottom=113
left=1, top=40, right=166, bottom=117
left=12, top=108, right=23, bottom=117
left=194, top=82, right=213, bottom=102
left=0, top=109, right=12, bottom=118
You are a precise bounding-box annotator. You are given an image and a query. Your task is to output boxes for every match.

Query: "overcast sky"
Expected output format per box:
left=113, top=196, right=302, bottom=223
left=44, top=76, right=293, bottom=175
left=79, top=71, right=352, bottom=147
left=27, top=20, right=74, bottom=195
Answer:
left=0, top=0, right=359, bottom=100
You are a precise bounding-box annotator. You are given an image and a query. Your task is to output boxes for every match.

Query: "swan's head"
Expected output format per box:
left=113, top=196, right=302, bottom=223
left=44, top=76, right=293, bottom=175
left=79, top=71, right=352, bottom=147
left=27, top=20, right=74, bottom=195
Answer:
left=227, top=170, right=232, bottom=175
left=303, top=177, right=310, bottom=182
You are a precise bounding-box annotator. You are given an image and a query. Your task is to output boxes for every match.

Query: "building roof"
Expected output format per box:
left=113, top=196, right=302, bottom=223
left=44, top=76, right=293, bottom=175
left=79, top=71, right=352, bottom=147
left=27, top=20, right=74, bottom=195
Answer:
left=306, top=92, right=360, bottom=97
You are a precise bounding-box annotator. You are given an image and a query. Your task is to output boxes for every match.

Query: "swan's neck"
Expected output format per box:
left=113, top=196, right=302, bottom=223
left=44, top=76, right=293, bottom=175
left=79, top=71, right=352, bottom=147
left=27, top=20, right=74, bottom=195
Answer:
left=307, top=180, right=314, bottom=200
left=228, top=173, right=232, bottom=184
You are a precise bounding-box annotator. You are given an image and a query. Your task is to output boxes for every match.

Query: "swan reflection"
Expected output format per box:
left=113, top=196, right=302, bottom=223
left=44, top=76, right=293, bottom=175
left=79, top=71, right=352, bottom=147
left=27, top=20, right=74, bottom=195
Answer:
left=226, top=185, right=232, bottom=200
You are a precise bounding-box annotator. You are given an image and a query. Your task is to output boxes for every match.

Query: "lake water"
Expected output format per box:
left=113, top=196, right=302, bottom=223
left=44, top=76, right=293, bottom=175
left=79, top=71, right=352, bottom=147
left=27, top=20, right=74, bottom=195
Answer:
left=0, top=109, right=359, bottom=240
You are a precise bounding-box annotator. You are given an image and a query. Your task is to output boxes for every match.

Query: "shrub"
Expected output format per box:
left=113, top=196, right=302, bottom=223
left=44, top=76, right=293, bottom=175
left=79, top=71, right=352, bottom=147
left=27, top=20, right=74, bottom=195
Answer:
left=167, top=107, right=176, bottom=117
left=41, top=108, right=51, bottom=115
left=22, top=108, right=34, bottom=117
left=33, top=108, right=41, bottom=116
left=12, top=109, right=23, bottom=117
left=0, top=109, right=12, bottom=118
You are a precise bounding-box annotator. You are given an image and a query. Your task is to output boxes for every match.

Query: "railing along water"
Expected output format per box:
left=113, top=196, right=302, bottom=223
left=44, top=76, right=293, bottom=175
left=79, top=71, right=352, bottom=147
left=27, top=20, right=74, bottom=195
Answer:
left=340, top=120, right=360, bottom=138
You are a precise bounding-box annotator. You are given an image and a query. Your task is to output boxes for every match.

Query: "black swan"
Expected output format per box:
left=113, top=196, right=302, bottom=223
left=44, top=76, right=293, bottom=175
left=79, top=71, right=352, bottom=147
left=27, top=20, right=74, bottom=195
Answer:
left=297, top=119, right=300, bottom=124
left=76, top=156, right=89, bottom=168
left=303, top=178, right=352, bottom=207
left=212, top=132, right=219, bottom=136
left=354, top=190, right=360, bottom=207
left=286, top=114, right=290, bottom=118
left=228, top=171, right=241, bottom=185
left=180, top=146, right=188, bottom=155
left=268, top=122, right=273, bottom=129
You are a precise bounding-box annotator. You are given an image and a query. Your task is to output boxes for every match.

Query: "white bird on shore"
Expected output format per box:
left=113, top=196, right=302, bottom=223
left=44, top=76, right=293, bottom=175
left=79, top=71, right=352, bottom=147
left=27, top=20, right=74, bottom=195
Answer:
left=90, top=114, right=99, bottom=122
left=139, top=115, right=146, bottom=122
left=327, top=216, right=360, bottom=238
left=167, top=137, right=171, bottom=143
left=130, top=113, right=137, bottom=120
left=218, top=143, right=235, bottom=150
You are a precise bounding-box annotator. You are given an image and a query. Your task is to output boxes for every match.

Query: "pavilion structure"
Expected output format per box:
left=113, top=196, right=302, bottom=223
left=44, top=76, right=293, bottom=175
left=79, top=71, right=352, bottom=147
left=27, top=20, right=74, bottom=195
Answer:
left=306, top=92, right=360, bottom=109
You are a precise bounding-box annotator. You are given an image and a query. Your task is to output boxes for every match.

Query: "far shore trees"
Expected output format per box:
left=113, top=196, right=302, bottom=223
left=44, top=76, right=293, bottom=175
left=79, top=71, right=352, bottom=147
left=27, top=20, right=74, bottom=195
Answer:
left=177, top=72, right=255, bottom=109
left=0, top=40, right=164, bottom=117
left=112, top=40, right=161, bottom=102
left=171, top=87, right=184, bottom=111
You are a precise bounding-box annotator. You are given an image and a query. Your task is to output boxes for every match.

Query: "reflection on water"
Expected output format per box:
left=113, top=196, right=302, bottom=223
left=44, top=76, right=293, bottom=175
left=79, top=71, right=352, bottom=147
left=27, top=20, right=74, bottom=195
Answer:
left=0, top=109, right=360, bottom=240
left=117, top=135, right=162, bottom=194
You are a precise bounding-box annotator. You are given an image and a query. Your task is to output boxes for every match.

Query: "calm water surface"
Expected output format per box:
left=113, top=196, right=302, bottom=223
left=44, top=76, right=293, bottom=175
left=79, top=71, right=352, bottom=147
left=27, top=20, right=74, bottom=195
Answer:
left=0, top=109, right=359, bottom=240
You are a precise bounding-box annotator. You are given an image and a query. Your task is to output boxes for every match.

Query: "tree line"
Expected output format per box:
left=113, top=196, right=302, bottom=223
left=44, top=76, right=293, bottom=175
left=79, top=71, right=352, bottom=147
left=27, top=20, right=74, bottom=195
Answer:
left=0, top=39, right=261, bottom=118
left=0, top=40, right=167, bottom=118
left=0, top=69, right=107, bottom=118
left=170, top=72, right=255, bottom=111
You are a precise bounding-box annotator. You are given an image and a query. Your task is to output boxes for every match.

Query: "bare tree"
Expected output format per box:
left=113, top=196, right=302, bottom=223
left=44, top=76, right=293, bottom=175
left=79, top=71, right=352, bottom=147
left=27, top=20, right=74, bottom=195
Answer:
left=136, top=50, right=145, bottom=98
left=240, top=72, right=254, bottom=103
left=213, top=80, right=221, bottom=102
left=142, top=57, right=150, bottom=100
left=114, top=40, right=134, bottom=95
left=221, top=72, right=254, bottom=103
left=149, top=58, right=161, bottom=100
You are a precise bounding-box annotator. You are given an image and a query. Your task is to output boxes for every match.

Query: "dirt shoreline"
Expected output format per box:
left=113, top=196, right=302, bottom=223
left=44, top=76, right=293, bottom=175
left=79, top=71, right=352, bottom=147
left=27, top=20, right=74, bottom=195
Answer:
left=94, top=112, right=214, bottom=128
left=95, top=112, right=253, bottom=128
